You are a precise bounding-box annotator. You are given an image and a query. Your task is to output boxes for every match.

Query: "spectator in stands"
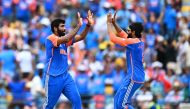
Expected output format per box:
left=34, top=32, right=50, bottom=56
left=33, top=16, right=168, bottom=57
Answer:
left=0, top=78, right=8, bottom=109
left=16, top=44, right=34, bottom=80
left=163, top=3, right=177, bottom=39
left=165, top=80, right=184, bottom=107
left=0, top=45, right=17, bottom=81
left=112, top=58, right=125, bottom=93
left=7, top=74, right=26, bottom=109
left=31, top=63, right=45, bottom=109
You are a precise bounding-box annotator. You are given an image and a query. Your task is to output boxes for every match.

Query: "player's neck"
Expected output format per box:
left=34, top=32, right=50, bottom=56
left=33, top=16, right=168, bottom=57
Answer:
left=54, top=32, right=59, bottom=37
left=132, top=35, right=136, bottom=38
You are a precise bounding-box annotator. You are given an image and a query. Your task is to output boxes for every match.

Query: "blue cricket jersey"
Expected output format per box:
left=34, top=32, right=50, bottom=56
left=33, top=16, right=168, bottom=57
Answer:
left=44, top=34, right=73, bottom=76
left=126, top=42, right=145, bottom=83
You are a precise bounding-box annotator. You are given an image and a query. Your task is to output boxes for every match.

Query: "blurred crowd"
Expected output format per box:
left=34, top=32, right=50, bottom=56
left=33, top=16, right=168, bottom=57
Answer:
left=0, top=0, right=190, bottom=109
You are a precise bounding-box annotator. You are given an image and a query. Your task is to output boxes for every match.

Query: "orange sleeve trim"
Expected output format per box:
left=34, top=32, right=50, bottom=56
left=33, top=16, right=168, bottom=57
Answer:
left=66, top=39, right=73, bottom=47
left=118, top=30, right=128, bottom=38
left=48, top=34, right=58, bottom=47
left=109, top=32, right=127, bottom=46
left=109, top=32, right=141, bottom=46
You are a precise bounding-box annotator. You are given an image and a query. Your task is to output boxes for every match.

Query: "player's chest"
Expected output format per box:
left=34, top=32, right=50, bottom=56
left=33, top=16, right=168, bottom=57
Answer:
left=53, top=44, right=67, bottom=55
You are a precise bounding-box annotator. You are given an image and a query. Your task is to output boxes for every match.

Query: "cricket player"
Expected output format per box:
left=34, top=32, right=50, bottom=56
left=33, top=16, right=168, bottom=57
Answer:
left=107, top=11, right=145, bottom=109
left=43, top=10, right=94, bottom=109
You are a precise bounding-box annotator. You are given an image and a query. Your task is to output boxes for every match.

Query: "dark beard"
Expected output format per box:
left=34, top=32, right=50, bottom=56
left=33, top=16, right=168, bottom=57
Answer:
left=127, top=33, right=132, bottom=38
left=58, top=30, right=65, bottom=36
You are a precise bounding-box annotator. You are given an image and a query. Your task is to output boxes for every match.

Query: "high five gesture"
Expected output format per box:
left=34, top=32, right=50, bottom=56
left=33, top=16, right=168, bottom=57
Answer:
left=77, top=12, right=83, bottom=26
left=73, top=10, right=94, bottom=42
left=86, top=10, right=94, bottom=26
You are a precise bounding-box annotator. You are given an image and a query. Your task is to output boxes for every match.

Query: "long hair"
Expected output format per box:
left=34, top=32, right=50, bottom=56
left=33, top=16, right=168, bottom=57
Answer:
left=129, top=22, right=143, bottom=38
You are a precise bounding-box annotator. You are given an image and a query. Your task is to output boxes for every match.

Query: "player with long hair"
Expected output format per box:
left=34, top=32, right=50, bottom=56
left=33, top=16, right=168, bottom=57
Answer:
left=107, top=11, right=145, bottom=109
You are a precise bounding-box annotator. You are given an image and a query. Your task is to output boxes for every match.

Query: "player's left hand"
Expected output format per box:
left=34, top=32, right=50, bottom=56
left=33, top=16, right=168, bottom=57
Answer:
left=107, top=12, right=112, bottom=23
left=86, top=10, right=94, bottom=26
left=77, top=12, right=83, bottom=26
left=112, top=11, right=117, bottom=24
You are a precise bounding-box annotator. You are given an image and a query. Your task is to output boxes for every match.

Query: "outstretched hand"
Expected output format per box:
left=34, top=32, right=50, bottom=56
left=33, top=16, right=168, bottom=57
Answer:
left=86, top=10, right=94, bottom=26
left=107, top=12, right=112, bottom=23
left=112, top=11, right=117, bottom=24
left=77, top=12, right=83, bottom=26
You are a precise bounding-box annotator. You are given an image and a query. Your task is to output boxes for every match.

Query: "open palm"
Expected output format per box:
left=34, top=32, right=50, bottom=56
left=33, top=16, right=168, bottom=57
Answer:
left=77, top=12, right=83, bottom=26
left=112, top=11, right=117, bottom=23
left=87, top=10, right=94, bottom=25
left=107, top=12, right=112, bottom=23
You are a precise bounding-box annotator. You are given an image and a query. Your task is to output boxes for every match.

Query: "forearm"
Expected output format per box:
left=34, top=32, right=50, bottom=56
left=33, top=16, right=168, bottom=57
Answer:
left=112, top=22, right=128, bottom=38
left=65, top=25, right=81, bottom=41
left=107, top=23, right=127, bottom=46
left=107, top=23, right=116, bottom=42
left=80, top=25, right=91, bottom=39
left=112, top=21, right=122, bottom=33
left=58, top=25, right=80, bottom=44
left=75, top=24, right=91, bottom=42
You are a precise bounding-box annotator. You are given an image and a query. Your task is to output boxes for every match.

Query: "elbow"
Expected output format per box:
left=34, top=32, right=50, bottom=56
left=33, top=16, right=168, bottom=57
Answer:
left=79, top=35, right=84, bottom=40
left=79, top=34, right=85, bottom=40
left=110, top=37, right=115, bottom=43
left=109, top=32, right=115, bottom=42
left=64, top=38, right=70, bottom=43
left=109, top=37, right=118, bottom=45
left=61, top=37, right=70, bottom=43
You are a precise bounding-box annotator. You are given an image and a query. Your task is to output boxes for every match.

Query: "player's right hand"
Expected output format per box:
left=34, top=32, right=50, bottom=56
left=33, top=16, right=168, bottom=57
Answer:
left=107, top=12, right=112, bottom=23
left=87, top=10, right=94, bottom=26
left=77, top=12, right=83, bottom=26
left=112, top=11, right=117, bottom=24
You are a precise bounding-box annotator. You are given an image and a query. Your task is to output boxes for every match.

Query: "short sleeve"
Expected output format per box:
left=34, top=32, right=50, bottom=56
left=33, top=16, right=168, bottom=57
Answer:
left=47, top=35, right=58, bottom=47
left=46, top=38, right=54, bottom=50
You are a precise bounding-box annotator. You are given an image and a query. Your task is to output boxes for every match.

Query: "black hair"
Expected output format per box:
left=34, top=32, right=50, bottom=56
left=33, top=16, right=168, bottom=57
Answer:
left=51, top=19, right=65, bottom=33
left=13, top=74, right=21, bottom=82
left=129, top=22, right=143, bottom=38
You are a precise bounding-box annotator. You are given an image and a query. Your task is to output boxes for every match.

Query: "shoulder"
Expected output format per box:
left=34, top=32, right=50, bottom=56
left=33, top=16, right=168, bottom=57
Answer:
left=46, top=34, right=58, bottom=45
left=47, top=34, right=58, bottom=41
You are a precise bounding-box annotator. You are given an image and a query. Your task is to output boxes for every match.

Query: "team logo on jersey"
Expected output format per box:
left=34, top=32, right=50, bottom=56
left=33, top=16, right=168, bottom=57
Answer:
left=60, top=49, right=67, bottom=55
left=138, top=45, right=144, bottom=49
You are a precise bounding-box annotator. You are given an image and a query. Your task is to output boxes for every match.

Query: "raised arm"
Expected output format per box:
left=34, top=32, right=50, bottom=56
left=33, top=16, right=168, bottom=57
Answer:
left=107, top=13, right=127, bottom=46
left=112, top=11, right=128, bottom=39
left=107, top=13, right=141, bottom=46
left=74, top=10, right=94, bottom=42
left=57, top=12, right=83, bottom=45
